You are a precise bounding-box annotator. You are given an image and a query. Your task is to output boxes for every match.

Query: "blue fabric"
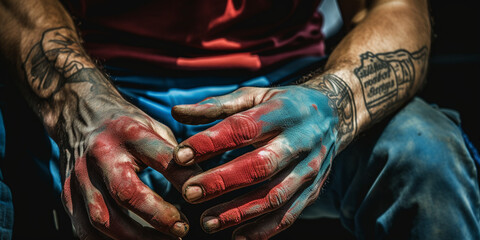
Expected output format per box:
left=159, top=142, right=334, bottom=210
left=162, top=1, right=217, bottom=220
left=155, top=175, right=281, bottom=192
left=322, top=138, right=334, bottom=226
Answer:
left=301, top=98, right=480, bottom=239
left=1, top=55, right=480, bottom=239
left=462, top=128, right=480, bottom=167
left=0, top=103, right=14, bottom=240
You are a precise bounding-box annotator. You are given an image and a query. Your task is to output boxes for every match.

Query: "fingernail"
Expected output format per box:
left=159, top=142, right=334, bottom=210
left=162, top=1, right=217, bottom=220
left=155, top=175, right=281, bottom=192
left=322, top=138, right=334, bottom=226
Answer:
left=175, top=146, right=194, bottom=165
left=171, top=221, right=188, bottom=237
left=184, top=185, right=203, bottom=202
left=202, top=216, right=220, bottom=233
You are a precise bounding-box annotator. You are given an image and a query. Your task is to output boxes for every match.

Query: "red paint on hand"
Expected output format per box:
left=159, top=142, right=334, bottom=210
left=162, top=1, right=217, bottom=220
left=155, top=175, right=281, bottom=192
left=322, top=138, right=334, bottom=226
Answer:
left=178, top=100, right=283, bottom=164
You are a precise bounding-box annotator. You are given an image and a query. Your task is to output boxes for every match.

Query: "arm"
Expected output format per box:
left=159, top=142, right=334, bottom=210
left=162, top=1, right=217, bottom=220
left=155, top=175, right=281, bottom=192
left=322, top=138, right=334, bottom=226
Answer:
left=0, top=1, right=199, bottom=239
left=171, top=0, right=430, bottom=239
left=304, top=0, right=430, bottom=150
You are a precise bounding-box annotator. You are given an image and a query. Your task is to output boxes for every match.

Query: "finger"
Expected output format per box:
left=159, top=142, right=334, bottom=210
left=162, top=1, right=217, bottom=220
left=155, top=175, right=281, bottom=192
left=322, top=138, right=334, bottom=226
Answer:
left=125, top=130, right=202, bottom=191
left=181, top=138, right=298, bottom=203
left=232, top=149, right=334, bottom=240
left=174, top=99, right=287, bottom=166
left=198, top=146, right=329, bottom=233
left=62, top=175, right=106, bottom=240
left=74, top=156, right=180, bottom=240
left=172, top=87, right=281, bottom=125
left=88, top=138, right=189, bottom=238
left=102, top=115, right=202, bottom=190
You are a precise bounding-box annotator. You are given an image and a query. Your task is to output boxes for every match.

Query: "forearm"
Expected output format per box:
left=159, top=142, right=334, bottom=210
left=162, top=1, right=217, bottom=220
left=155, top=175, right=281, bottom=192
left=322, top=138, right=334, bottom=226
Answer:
left=0, top=0, right=133, bottom=174
left=303, top=0, right=431, bottom=150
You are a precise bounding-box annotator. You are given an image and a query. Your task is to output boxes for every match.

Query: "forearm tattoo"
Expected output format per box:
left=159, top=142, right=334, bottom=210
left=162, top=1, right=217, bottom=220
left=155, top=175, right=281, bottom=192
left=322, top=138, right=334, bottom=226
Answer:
left=23, top=26, right=96, bottom=98
left=22, top=27, right=132, bottom=177
left=304, top=74, right=357, bottom=146
left=354, top=47, right=428, bottom=121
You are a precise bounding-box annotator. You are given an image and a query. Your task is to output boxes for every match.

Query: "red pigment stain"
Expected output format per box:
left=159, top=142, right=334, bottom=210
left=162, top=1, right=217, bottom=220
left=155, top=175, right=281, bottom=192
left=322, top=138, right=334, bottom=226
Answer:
left=207, top=183, right=274, bottom=227
left=312, top=104, right=318, bottom=111
left=88, top=192, right=110, bottom=228
left=192, top=148, right=284, bottom=201
left=104, top=116, right=161, bottom=142
left=62, top=176, right=73, bottom=215
left=247, top=98, right=283, bottom=121
left=184, top=99, right=284, bottom=157
left=182, top=118, right=258, bottom=161
left=107, top=163, right=178, bottom=231
left=308, top=145, right=327, bottom=171
left=108, top=163, right=141, bottom=203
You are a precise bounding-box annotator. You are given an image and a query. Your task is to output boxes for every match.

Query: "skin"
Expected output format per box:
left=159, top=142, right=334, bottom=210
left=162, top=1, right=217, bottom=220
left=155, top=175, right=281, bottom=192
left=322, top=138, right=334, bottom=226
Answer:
left=0, top=0, right=431, bottom=239
left=0, top=1, right=202, bottom=239
left=173, top=0, right=431, bottom=239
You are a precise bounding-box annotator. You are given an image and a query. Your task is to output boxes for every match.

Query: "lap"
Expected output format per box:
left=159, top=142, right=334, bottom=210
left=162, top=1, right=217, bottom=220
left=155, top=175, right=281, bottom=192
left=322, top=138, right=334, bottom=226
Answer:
left=302, top=97, right=480, bottom=239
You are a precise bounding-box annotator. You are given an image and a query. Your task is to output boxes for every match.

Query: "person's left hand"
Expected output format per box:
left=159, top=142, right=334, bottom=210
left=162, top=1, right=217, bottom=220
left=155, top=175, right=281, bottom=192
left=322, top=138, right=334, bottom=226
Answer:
left=172, top=84, right=355, bottom=239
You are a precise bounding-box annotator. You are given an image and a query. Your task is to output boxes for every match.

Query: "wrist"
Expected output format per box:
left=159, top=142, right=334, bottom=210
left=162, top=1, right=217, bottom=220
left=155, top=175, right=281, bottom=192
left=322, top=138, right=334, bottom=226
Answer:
left=18, top=26, right=131, bottom=140
left=301, top=70, right=370, bottom=151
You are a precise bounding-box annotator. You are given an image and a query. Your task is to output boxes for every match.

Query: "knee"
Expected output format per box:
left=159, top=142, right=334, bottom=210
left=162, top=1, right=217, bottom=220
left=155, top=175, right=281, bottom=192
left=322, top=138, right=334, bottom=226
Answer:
left=374, top=98, right=478, bottom=196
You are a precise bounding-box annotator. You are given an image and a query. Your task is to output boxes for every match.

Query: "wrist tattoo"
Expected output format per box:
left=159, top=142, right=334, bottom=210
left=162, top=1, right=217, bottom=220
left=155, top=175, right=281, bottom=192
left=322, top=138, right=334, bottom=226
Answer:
left=354, top=47, right=428, bottom=122
left=22, top=27, right=132, bottom=177
left=305, top=74, right=357, bottom=147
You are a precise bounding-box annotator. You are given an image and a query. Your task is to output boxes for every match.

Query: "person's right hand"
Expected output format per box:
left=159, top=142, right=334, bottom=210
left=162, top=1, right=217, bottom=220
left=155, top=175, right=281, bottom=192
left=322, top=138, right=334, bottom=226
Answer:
left=18, top=26, right=201, bottom=239
left=59, top=105, right=202, bottom=239
left=60, top=108, right=201, bottom=240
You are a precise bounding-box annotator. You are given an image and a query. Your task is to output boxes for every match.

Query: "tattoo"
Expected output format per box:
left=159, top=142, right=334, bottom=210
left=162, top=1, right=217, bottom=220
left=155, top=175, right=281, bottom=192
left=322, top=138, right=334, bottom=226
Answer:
left=305, top=74, right=357, bottom=147
left=22, top=27, right=133, bottom=177
left=23, top=26, right=95, bottom=98
left=354, top=47, right=428, bottom=121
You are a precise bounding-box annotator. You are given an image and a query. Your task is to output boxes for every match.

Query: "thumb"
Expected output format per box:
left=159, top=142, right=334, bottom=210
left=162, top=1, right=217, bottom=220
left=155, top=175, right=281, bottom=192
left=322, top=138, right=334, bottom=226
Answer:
left=172, top=87, right=272, bottom=125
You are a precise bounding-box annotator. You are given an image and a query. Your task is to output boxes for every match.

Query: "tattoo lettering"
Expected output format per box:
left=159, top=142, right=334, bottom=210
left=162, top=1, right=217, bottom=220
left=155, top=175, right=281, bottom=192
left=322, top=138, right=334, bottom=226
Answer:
left=354, top=47, right=428, bottom=121
left=305, top=74, right=357, bottom=146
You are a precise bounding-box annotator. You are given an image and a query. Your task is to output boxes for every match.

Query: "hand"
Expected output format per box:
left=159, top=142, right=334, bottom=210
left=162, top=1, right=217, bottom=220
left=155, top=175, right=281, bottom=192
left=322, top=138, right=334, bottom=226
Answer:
left=61, top=105, right=201, bottom=239
left=172, top=84, right=354, bottom=239
left=19, top=27, right=201, bottom=239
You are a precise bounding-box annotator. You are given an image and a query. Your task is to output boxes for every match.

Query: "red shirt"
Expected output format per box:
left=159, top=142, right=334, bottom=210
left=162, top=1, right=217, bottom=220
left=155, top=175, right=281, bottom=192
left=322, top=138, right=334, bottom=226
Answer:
left=65, top=0, right=324, bottom=72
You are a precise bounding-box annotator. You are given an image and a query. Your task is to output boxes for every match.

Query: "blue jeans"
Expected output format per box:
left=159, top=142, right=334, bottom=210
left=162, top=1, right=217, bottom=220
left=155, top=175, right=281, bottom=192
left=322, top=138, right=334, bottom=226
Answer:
left=302, top=98, right=480, bottom=239
left=1, top=57, right=479, bottom=239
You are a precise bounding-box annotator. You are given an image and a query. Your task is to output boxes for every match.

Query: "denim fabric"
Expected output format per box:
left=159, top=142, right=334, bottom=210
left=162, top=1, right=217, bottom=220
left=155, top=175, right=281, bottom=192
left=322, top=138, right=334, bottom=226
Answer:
left=0, top=104, right=13, bottom=240
left=301, top=98, right=480, bottom=239
left=1, top=55, right=479, bottom=239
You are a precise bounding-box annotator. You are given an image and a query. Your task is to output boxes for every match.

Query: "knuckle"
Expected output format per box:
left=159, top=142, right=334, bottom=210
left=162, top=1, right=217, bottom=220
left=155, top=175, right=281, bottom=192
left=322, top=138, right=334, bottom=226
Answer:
left=111, top=180, right=141, bottom=204
left=87, top=193, right=109, bottom=230
left=304, top=157, right=322, bottom=181
left=266, top=187, right=288, bottom=209
left=278, top=211, right=297, bottom=230
left=307, top=187, right=321, bottom=205
left=251, top=151, right=278, bottom=180
left=225, top=114, right=260, bottom=144
left=236, top=86, right=254, bottom=92
left=88, top=135, right=115, bottom=161
left=88, top=210, right=108, bottom=230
